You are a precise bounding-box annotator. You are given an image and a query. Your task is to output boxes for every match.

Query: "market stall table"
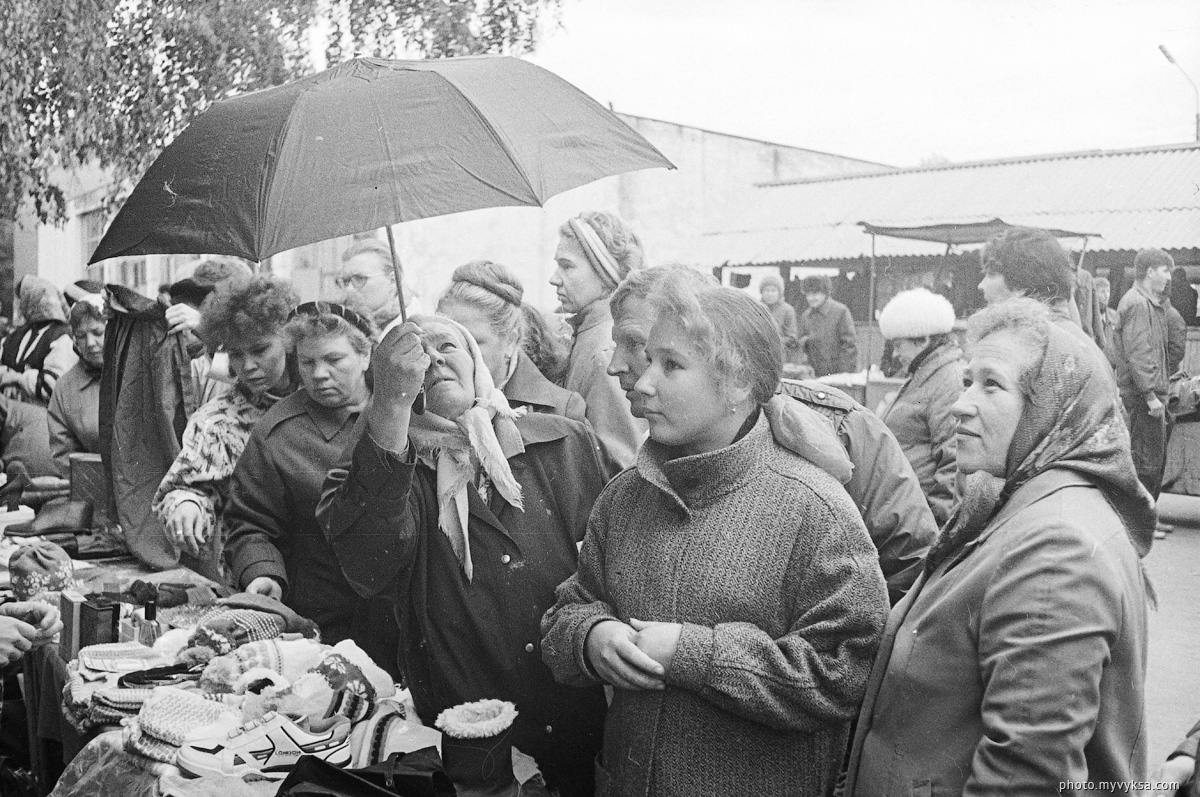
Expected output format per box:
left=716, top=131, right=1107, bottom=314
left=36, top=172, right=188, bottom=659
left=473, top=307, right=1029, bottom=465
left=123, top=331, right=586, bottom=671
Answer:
left=13, top=556, right=219, bottom=795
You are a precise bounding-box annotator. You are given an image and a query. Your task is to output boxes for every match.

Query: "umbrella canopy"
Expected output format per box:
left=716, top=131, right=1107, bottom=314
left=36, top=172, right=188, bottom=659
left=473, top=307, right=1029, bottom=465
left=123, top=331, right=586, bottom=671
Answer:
left=90, top=56, right=674, bottom=264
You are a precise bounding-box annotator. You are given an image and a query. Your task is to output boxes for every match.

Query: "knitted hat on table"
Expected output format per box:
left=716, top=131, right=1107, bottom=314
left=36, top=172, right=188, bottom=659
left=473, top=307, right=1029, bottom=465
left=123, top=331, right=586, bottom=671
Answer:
left=9, top=540, right=74, bottom=601
left=878, top=288, right=956, bottom=341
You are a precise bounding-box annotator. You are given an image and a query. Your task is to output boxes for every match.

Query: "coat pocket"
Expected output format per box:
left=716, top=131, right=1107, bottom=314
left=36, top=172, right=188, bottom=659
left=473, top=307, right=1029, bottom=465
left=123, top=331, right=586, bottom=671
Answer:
left=910, top=779, right=932, bottom=797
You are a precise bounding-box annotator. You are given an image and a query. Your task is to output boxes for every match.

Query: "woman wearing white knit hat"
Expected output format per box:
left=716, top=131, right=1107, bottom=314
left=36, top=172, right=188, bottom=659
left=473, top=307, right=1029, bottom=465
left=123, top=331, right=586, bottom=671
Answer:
left=878, top=288, right=964, bottom=525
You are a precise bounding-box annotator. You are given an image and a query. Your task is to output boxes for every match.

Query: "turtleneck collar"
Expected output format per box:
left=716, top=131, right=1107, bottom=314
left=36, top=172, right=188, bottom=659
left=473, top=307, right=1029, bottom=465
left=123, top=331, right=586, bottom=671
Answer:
left=567, top=298, right=613, bottom=336
left=636, top=411, right=771, bottom=516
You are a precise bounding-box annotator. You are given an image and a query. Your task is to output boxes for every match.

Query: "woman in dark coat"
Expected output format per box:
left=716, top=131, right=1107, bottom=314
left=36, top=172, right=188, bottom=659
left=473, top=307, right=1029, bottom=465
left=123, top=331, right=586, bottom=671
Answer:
left=223, top=303, right=396, bottom=668
left=541, top=276, right=887, bottom=797
left=437, top=260, right=586, bottom=421
left=318, top=314, right=609, bottom=797
left=846, top=298, right=1153, bottom=796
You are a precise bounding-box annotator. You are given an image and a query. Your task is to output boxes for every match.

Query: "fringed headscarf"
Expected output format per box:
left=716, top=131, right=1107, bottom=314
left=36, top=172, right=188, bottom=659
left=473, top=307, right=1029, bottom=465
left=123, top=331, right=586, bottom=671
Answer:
left=388, top=314, right=527, bottom=580
left=925, top=313, right=1156, bottom=577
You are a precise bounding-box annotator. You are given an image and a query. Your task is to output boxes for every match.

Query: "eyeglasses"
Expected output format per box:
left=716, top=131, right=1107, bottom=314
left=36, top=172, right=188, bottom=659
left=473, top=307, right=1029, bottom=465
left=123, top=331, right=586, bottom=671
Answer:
left=334, top=273, right=383, bottom=290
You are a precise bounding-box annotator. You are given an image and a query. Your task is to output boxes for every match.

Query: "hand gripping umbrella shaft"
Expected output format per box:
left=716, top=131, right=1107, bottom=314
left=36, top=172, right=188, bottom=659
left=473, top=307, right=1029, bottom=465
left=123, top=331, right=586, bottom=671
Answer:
left=384, top=225, right=425, bottom=414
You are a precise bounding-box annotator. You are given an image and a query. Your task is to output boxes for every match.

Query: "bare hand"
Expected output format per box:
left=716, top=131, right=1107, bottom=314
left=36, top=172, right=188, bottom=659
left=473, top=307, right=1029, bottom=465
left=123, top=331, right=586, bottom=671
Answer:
left=629, top=618, right=683, bottom=676
left=368, top=322, right=429, bottom=451
left=245, top=577, right=284, bottom=601
left=166, top=502, right=209, bottom=557
left=0, top=367, right=19, bottom=387
left=584, top=620, right=665, bottom=691
left=1148, top=395, right=1166, bottom=420
left=165, top=303, right=202, bottom=335
left=0, top=616, right=37, bottom=666
left=1153, top=756, right=1194, bottom=796
left=0, top=601, right=63, bottom=643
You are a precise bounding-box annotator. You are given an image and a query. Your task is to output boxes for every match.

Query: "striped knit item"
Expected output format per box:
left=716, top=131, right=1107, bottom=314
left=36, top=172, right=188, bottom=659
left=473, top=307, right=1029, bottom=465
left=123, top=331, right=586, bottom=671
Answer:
left=137, top=686, right=238, bottom=747
left=185, top=609, right=286, bottom=657
left=78, top=642, right=170, bottom=674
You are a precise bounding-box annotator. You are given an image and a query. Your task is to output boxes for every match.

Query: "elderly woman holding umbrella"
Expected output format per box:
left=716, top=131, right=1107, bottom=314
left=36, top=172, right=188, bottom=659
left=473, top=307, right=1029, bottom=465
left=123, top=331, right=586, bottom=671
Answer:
left=318, top=314, right=609, bottom=796
left=550, top=210, right=647, bottom=468
left=541, top=276, right=888, bottom=796
left=845, top=298, right=1153, bottom=796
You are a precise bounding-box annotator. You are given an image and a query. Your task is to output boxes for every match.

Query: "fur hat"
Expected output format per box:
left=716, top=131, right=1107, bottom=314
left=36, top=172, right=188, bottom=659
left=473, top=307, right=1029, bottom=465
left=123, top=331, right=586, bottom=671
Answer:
left=759, top=273, right=784, bottom=293
left=878, top=288, right=956, bottom=341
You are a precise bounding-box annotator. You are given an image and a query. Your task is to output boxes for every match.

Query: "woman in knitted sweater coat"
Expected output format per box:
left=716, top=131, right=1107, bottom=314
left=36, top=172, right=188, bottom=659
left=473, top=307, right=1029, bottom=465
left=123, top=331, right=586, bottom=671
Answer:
left=541, top=277, right=889, bottom=797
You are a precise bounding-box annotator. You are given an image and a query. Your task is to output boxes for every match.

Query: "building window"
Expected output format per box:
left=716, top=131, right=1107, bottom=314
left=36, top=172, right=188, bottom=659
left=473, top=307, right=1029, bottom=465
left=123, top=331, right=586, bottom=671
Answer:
left=80, top=208, right=108, bottom=268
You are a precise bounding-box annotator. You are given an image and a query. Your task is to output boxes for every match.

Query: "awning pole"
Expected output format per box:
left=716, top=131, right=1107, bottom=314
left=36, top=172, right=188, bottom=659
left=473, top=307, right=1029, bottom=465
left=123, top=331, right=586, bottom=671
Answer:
left=869, top=234, right=878, bottom=373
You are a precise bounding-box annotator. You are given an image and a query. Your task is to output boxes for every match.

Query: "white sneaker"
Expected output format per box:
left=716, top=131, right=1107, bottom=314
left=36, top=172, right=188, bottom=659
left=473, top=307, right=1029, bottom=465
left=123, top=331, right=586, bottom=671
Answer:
left=176, top=711, right=351, bottom=780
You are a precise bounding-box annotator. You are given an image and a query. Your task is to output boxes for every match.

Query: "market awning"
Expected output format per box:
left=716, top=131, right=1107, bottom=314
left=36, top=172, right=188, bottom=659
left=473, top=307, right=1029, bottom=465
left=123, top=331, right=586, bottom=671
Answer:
left=857, top=218, right=1101, bottom=246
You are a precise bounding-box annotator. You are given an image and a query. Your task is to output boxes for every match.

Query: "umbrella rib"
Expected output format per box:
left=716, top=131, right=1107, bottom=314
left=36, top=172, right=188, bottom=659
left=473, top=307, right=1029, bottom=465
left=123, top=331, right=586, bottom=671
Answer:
left=432, top=72, right=540, bottom=203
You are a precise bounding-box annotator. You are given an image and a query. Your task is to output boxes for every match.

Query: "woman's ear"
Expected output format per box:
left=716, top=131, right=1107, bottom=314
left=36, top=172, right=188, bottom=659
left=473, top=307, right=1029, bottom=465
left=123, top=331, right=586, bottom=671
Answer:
left=727, top=383, right=753, bottom=409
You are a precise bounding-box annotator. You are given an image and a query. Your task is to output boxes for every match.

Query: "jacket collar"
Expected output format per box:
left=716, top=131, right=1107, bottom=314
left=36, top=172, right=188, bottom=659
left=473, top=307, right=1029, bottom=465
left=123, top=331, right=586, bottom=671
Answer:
left=567, top=298, right=612, bottom=337
left=303, top=393, right=359, bottom=442
left=946, top=468, right=1094, bottom=565
left=636, top=412, right=769, bottom=516
left=906, top=342, right=961, bottom=385
left=1135, top=281, right=1167, bottom=307
left=503, top=352, right=564, bottom=412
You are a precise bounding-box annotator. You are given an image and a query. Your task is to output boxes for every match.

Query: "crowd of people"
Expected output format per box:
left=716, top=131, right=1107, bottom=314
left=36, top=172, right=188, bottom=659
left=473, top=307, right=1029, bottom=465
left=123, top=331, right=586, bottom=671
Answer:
left=0, top=211, right=1194, bottom=795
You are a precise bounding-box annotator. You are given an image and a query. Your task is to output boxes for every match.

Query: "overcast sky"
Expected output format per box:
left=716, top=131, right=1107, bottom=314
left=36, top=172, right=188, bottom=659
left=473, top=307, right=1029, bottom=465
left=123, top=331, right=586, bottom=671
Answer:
left=524, top=0, right=1200, bottom=167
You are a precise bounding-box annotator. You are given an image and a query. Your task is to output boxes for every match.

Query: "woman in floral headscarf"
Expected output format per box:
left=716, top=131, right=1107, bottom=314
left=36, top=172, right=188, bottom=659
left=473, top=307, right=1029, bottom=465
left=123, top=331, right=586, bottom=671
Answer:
left=0, top=276, right=75, bottom=405
left=845, top=298, right=1154, bottom=796
left=318, top=314, right=609, bottom=797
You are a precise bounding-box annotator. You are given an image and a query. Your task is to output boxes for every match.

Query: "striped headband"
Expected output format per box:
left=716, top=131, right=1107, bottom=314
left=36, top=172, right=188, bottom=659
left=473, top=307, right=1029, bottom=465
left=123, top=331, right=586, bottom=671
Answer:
left=288, top=301, right=375, bottom=338
left=568, top=218, right=623, bottom=290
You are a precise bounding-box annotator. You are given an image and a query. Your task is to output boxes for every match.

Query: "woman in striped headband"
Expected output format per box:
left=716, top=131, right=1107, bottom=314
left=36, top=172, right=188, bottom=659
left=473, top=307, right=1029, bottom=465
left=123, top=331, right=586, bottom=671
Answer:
left=550, top=211, right=648, bottom=469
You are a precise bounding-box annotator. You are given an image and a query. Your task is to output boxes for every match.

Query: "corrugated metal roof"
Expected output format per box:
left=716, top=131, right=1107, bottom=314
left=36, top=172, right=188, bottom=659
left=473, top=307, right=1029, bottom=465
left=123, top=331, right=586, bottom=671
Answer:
left=695, top=142, right=1200, bottom=265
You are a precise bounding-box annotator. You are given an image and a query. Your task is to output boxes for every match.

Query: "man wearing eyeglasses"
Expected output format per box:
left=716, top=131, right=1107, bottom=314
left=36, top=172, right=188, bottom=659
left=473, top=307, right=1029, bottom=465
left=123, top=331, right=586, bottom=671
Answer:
left=335, top=238, right=422, bottom=328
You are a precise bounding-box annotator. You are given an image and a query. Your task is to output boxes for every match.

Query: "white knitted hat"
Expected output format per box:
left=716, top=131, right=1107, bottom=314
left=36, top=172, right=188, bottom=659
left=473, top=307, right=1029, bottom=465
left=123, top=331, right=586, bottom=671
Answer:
left=878, top=288, right=956, bottom=340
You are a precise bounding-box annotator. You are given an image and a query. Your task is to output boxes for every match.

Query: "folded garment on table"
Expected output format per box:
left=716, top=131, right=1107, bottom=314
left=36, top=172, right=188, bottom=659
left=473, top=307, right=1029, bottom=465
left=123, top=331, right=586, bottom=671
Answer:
left=79, top=641, right=171, bottom=674
left=136, top=686, right=238, bottom=748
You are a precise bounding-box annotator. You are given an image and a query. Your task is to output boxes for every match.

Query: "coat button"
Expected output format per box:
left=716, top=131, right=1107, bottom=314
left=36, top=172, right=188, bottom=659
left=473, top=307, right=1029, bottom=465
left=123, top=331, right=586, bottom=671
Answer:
left=545, top=725, right=553, bottom=734
left=524, top=643, right=534, bottom=653
left=816, top=391, right=827, bottom=399
left=501, top=554, right=511, bottom=564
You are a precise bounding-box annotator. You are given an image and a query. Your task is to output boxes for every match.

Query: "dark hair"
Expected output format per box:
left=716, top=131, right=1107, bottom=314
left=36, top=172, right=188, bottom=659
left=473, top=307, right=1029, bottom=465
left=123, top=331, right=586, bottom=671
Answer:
left=437, top=260, right=525, bottom=344
left=68, top=299, right=104, bottom=332
left=1133, top=248, right=1174, bottom=280
left=520, top=304, right=570, bottom=385
left=559, top=211, right=647, bottom=282
left=801, top=275, right=832, bottom=295
left=610, top=264, right=713, bottom=320
left=197, top=275, right=298, bottom=351
left=979, top=227, right=1073, bottom=303
left=649, top=275, right=782, bottom=404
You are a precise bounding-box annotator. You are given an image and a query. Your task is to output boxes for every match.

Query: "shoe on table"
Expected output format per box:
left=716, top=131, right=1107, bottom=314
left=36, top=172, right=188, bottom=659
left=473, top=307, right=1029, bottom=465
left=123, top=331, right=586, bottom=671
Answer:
left=176, top=711, right=351, bottom=780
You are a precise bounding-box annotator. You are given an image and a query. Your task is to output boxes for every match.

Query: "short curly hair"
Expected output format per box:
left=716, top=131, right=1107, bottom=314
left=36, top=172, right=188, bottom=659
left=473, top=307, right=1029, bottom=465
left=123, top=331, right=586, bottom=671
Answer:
left=197, top=275, right=297, bottom=351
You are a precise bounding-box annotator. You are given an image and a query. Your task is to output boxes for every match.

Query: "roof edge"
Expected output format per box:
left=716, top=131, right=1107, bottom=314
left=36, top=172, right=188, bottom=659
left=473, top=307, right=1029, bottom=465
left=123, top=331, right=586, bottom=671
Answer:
left=757, top=140, right=1200, bottom=188
left=613, top=111, right=896, bottom=170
